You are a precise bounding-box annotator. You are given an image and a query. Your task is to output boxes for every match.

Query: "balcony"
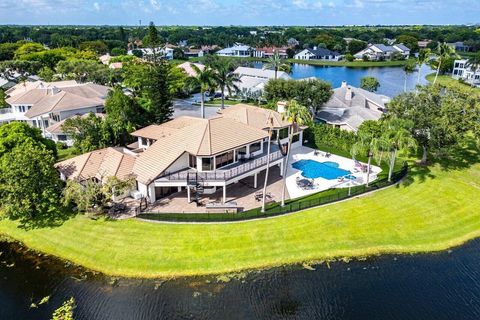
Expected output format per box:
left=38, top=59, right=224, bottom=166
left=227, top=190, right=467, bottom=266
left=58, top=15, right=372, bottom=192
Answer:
left=157, top=145, right=284, bottom=184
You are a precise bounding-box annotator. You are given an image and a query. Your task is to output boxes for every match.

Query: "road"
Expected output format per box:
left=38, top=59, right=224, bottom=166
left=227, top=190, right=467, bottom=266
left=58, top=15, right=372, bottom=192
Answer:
left=173, top=94, right=221, bottom=119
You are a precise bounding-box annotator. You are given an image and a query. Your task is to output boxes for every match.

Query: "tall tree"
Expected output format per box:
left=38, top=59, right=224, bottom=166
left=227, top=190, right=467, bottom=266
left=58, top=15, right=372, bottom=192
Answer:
left=264, top=51, right=290, bottom=79
left=212, top=60, right=239, bottom=109
left=261, top=115, right=274, bottom=213
left=433, top=43, right=457, bottom=85
left=403, top=59, right=416, bottom=92
left=0, top=142, right=61, bottom=223
left=280, top=100, right=312, bottom=206
left=416, top=48, right=431, bottom=86
left=190, top=64, right=216, bottom=118
left=62, top=113, right=112, bottom=153
left=381, top=118, right=417, bottom=181
left=0, top=122, right=56, bottom=158
left=144, top=61, right=174, bottom=123
left=144, top=22, right=161, bottom=61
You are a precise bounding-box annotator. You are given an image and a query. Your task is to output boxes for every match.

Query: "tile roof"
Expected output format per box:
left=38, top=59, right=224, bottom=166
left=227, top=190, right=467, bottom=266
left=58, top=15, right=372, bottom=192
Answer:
left=218, top=103, right=290, bottom=129
left=132, top=115, right=268, bottom=184
left=55, top=147, right=136, bottom=182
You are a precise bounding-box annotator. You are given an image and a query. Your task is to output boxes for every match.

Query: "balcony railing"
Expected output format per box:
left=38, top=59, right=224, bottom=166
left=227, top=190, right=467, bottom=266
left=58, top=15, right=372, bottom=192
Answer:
left=157, top=150, right=283, bottom=183
left=0, top=108, right=12, bottom=115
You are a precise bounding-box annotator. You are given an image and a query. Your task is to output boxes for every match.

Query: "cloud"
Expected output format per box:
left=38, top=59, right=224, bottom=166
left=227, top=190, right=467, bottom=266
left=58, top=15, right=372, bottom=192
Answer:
left=150, top=0, right=161, bottom=10
left=93, top=2, right=100, bottom=11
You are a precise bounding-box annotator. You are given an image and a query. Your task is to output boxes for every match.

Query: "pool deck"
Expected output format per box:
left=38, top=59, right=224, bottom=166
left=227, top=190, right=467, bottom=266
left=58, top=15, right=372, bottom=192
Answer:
left=286, top=146, right=382, bottom=199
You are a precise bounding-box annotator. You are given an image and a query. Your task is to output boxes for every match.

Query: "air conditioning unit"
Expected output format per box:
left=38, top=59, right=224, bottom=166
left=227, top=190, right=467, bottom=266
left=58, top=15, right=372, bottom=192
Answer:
left=130, top=190, right=143, bottom=200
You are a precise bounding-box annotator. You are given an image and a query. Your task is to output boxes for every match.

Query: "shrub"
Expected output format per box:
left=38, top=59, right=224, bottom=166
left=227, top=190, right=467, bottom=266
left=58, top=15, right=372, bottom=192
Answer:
left=345, top=53, right=354, bottom=62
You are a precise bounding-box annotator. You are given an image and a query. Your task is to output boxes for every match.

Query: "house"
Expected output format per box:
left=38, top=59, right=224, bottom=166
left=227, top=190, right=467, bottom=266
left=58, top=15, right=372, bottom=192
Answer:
left=294, top=47, right=342, bottom=61
left=1, top=80, right=109, bottom=136
left=233, top=66, right=291, bottom=94
left=45, top=113, right=106, bottom=146
left=183, top=48, right=205, bottom=58
left=177, top=62, right=206, bottom=77
left=447, top=42, right=470, bottom=52
left=201, top=45, right=221, bottom=54
left=57, top=104, right=304, bottom=205
left=316, top=81, right=390, bottom=132
left=127, top=46, right=174, bottom=60
left=452, top=59, right=480, bottom=87
left=253, top=47, right=289, bottom=59
left=216, top=44, right=252, bottom=57
left=353, top=43, right=410, bottom=60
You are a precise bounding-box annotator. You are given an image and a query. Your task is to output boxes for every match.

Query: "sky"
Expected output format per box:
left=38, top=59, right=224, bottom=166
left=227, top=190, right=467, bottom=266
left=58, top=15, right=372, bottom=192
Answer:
left=0, top=0, right=479, bottom=26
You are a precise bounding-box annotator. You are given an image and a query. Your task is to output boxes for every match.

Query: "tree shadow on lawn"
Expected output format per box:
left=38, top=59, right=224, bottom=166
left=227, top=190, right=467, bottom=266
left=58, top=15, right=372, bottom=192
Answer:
left=14, top=206, right=77, bottom=231
left=400, top=139, right=480, bottom=188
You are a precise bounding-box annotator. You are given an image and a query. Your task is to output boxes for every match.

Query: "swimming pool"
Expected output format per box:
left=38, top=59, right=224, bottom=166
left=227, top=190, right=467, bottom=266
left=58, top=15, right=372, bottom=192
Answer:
left=292, top=159, right=352, bottom=180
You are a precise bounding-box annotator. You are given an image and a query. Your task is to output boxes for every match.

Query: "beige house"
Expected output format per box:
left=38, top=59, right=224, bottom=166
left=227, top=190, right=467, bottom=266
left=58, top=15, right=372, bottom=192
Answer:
left=57, top=104, right=304, bottom=206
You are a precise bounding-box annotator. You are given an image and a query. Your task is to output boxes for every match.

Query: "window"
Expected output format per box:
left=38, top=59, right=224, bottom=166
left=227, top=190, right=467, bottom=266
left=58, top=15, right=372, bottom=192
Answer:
left=271, top=130, right=278, bottom=141
left=249, top=142, right=261, bottom=153
left=215, top=151, right=234, bottom=169
left=141, top=137, right=148, bottom=146
left=57, top=135, right=67, bottom=141
left=189, top=154, right=197, bottom=168
left=202, top=157, right=214, bottom=171
left=292, top=134, right=300, bottom=144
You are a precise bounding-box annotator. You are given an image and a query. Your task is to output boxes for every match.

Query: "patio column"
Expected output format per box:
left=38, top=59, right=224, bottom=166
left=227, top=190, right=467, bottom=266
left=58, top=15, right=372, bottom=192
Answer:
left=279, top=160, right=284, bottom=177
left=254, top=172, right=258, bottom=188
left=223, top=184, right=227, bottom=204
left=187, top=187, right=191, bottom=203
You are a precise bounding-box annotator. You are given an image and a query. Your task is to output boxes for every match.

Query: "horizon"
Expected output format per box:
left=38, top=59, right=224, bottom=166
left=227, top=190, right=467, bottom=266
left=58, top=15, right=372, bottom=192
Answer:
left=0, top=0, right=479, bottom=26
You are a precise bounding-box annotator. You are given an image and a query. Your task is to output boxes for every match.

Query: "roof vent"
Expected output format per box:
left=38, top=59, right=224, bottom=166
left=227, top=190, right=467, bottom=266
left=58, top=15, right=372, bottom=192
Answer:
left=341, top=81, right=347, bottom=88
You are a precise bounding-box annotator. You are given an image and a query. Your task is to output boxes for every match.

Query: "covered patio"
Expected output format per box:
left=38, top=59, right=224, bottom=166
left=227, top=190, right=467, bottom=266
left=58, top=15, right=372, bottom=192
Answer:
left=146, top=166, right=287, bottom=213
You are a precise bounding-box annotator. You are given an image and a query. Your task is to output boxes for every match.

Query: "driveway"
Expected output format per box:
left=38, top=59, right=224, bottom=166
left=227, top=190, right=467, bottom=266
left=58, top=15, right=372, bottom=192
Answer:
left=173, top=94, right=220, bottom=119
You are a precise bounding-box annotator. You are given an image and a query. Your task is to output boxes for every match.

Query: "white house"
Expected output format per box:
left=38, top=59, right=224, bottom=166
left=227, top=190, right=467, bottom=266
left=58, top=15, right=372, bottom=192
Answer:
left=233, top=66, right=291, bottom=94
left=316, top=81, right=390, bottom=132
left=354, top=43, right=410, bottom=60
left=56, top=104, right=304, bottom=205
left=294, top=47, right=342, bottom=61
left=216, top=44, right=252, bottom=57
left=1, top=81, right=109, bottom=140
left=452, top=59, right=480, bottom=87
left=127, top=46, right=174, bottom=60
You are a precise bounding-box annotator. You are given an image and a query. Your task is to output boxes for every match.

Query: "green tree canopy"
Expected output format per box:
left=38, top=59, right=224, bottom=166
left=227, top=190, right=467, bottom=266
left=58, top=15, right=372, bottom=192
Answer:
left=360, top=76, right=380, bottom=92
left=0, top=122, right=57, bottom=158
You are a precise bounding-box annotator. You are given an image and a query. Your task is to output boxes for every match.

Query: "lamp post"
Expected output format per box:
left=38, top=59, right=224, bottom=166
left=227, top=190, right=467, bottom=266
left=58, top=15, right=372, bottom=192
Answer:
left=366, top=150, right=373, bottom=188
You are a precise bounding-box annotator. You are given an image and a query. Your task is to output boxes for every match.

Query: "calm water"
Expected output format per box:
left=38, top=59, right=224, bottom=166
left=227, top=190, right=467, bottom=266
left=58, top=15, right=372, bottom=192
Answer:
left=1, top=239, right=480, bottom=319
left=252, top=62, right=433, bottom=97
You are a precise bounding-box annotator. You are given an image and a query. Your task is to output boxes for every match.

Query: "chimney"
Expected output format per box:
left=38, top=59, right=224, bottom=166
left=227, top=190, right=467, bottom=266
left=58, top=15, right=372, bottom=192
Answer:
left=345, top=87, right=353, bottom=101
left=341, top=81, right=347, bottom=88
left=277, top=101, right=287, bottom=114
left=313, top=46, right=317, bottom=50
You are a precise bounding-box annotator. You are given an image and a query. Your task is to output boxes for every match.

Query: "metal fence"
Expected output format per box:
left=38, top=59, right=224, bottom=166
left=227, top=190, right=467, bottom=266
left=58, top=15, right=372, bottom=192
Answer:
left=137, top=163, right=409, bottom=223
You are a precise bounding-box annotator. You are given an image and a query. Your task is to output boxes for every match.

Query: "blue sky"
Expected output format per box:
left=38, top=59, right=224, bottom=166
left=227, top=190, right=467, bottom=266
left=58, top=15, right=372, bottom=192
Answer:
left=0, top=0, right=479, bottom=26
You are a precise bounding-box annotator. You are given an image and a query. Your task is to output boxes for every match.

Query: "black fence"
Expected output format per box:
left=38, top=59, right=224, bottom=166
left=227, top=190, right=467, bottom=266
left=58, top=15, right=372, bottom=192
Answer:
left=137, top=163, right=408, bottom=223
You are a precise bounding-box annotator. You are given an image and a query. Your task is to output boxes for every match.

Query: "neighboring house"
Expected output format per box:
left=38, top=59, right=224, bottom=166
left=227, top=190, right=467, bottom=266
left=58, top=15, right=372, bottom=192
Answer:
left=127, top=46, right=174, bottom=59
left=183, top=48, right=205, bottom=58
left=216, top=44, right=252, bottom=57
left=316, top=81, right=390, bottom=132
left=57, top=104, right=304, bottom=205
left=233, top=66, right=291, bottom=93
left=201, top=45, right=221, bottom=54
left=1, top=80, right=109, bottom=136
left=294, top=47, right=342, bottom=61
left=447, top=42, right=471, bottom=52
left=177, top=62, right=206, bottom=77
left=253, top=47, right=288, bottom=59
left=45, top=113, right=106, bottom=146
left=452, top=59, right=480, bottom=86
left=353, top=43, right=410, bottom=60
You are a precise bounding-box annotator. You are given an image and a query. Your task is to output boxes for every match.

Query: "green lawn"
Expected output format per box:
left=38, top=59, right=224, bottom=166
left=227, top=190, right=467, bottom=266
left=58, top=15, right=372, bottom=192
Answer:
left=57, top=147, right=77, bottom=161
left=1, top=145, right=480, bottom=278
left=425, top=73, right=480, bottom=96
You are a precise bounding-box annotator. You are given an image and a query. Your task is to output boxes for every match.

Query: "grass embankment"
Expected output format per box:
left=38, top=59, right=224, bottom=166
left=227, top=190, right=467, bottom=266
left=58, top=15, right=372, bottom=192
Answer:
left=1, top=146, right=480, bottom=278
left=425, top=73, right=480, bottom=96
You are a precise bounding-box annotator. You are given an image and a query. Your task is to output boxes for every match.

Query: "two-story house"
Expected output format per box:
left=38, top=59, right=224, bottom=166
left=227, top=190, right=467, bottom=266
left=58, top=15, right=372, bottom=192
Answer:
left=452, top=59, right=480, bottom=86
left=56, top=104, right=304, bottom=205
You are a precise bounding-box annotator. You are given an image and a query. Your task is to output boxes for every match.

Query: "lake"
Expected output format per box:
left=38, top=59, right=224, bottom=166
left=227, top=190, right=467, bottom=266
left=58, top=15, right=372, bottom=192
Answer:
left=252, top=62, right=433, bottom=97
left=1, top=239, right=480, bottom=320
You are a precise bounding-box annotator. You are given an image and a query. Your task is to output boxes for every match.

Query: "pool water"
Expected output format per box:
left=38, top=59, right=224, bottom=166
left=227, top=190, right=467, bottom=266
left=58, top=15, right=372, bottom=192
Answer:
left=292, top=159, right=352, bottom=180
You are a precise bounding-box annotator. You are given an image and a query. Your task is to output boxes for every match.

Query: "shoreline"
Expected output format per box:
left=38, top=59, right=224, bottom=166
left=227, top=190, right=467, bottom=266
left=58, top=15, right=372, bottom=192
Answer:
left=1, top=229, right=479, bottom=279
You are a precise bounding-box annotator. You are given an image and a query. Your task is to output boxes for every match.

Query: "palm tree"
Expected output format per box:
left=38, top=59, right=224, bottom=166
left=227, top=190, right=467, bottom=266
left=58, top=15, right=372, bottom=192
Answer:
left=351, top=129, right=384, bottom=188
left=416, top=48, right=431, bottom=86
left=261, top=115, right=274, bottom=213
left=403, top=59, right=416, bottom=92
left=466, top=52, right=480, bottom=87
left=433, top=43, right=457, bottom=85
left=190, top=64, right=215, bottom=118
left=264, top=51, right=291, bottom=79
left=382, top=119, right=417, bottom=182
left=213, top=62, right=240, bottom=109
left=280, top=99, right=312, bottom=206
